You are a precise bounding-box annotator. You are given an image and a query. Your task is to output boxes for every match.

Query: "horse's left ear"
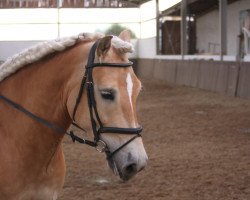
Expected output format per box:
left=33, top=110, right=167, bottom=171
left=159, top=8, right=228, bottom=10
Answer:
left=119, top=29, right=131, bottom=42
left=97, top=36, right=113, bottom=57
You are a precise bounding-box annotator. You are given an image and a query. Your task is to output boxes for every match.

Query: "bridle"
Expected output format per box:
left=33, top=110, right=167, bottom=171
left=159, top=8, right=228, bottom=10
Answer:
left=72, top=40, right=142, bottom=159
left=0, top=39, right=142, bottom=160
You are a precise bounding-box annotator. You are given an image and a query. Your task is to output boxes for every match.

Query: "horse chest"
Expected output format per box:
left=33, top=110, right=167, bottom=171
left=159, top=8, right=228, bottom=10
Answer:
left=0, top=144, right=65, bottom=200
left=0, top=169, right=64, bottom=200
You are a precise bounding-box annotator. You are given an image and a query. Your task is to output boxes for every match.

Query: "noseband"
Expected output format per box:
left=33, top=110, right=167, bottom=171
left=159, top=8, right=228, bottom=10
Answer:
left=0, top=40, right=142, bottom=160
left=72, top=41, right=142, bottom=159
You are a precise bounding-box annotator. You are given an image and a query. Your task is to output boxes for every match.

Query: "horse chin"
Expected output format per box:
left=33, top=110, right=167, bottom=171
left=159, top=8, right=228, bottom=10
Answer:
left=106, top=156, right=127, bottom=181
left=107, top=156, right=119, bottom=176
left=106, top=155, right=135, bottom=181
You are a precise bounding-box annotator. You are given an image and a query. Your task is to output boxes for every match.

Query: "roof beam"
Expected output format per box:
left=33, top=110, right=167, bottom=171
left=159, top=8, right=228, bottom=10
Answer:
left=220, top=0, right=227, bottom=60
left=181, top=0, right=187, bottom=57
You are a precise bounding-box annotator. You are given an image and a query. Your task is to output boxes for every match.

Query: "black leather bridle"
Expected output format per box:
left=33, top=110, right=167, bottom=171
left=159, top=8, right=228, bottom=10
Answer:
left=72, top=40, right=142, bottom=159
left=0, top=39, right=142, bottom=160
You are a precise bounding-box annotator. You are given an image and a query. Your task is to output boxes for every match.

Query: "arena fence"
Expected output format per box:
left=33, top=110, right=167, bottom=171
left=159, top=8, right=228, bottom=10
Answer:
left=135, top=59, right=250, bottom=99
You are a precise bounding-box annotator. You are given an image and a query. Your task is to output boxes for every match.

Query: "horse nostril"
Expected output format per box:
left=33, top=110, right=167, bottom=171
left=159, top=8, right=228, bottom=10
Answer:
left=124, top=163, right=137, bottom=175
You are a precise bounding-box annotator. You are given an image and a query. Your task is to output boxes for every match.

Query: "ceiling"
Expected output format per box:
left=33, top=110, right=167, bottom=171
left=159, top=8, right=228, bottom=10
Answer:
left=162, top=0, right=240, bottom=17
left=128, top=0, right=150, bottom=5
left=117, top=0, right=150, bottom=7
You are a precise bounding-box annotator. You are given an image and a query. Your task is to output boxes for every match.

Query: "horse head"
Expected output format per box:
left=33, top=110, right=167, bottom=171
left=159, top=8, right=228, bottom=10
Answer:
left=67, top=30, right=148, bottom=181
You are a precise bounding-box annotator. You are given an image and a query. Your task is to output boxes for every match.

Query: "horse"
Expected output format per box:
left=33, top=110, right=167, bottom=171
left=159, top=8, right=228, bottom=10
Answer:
left=0, top=30, right=148, bottom=200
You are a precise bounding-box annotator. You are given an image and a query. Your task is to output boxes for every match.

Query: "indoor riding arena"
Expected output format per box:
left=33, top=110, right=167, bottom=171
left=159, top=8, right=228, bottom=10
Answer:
left=0, top=0, right=250, bottom=200
left=60, top=77, right=250, bottom=200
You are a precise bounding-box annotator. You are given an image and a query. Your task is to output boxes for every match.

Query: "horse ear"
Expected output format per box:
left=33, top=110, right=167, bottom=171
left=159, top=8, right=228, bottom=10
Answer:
left=119, top=29, right=131, bottom=42
left=97, top=36, right=113, bottom=57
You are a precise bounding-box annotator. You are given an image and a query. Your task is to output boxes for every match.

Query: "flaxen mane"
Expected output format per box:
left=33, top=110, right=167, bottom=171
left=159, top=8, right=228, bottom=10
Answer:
left=0, top=32, right=134, bottom=82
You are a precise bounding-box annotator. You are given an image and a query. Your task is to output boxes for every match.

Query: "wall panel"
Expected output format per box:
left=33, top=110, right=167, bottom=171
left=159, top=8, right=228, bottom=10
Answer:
left=136, top=58, right=249, bottom=99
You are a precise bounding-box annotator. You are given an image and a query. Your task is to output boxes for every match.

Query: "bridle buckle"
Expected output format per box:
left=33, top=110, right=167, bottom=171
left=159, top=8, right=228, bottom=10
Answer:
left=95, top=140, right=107, bottom=153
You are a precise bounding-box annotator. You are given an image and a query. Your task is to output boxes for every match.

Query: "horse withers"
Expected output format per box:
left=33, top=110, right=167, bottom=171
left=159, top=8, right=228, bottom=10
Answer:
left=0, top=30, right=148, bottom=199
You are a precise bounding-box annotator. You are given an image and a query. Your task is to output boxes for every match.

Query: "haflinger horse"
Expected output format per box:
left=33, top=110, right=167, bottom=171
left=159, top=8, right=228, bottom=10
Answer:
left=0, top=30, right=148, bottom=200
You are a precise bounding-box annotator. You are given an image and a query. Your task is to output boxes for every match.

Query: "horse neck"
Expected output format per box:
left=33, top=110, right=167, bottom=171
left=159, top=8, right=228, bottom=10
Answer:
left=0, top=41, right=92, bottom=163
left=4, top=42, right=93, bottom=122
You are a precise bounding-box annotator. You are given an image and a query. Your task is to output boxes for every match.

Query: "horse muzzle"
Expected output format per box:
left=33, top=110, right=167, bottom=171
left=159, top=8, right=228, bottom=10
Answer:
left=106, top=148, right=148, bottom=181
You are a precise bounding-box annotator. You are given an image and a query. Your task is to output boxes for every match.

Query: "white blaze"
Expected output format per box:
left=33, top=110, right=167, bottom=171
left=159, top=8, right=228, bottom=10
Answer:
left=126, top=73, right=135, bottom=119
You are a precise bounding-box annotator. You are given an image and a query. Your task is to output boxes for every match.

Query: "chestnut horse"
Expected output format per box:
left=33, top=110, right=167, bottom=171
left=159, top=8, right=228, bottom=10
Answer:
left=0, top=30, right=148, bottom=199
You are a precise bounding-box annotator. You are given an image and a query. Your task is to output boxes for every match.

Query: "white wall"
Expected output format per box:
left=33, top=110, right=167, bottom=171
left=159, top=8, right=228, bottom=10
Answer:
left=196, top=10, right=219, bottom=54
left=0, top=0, right=158, bottom=60
left=0, top=41, right=41, bottom=60
left=138, top=37, right=156, bottom=58
left=0, top=8, right=141, bottom=41
left=0, top=7, right=141, bottom=60
left=196, top=0, right=250, bottom=56
left=140, top=0, right=157, bottom=39
left=0, top=39, right=139, bottom=61
left=0, top=9, right=59, bottom=41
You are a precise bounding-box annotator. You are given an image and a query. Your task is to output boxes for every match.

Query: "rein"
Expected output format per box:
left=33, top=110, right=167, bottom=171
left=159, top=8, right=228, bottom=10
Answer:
left=0, top=40, right=142, bottom=160
left=0, top=94, right=98, bottom=148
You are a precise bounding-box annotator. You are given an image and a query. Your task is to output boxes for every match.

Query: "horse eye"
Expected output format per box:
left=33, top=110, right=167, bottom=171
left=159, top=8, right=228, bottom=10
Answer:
left=100, top=90, right=115, bottom=101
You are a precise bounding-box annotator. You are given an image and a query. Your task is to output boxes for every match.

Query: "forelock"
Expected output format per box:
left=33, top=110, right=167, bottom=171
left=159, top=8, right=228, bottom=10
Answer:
left=111, top=36, right=134, bottom=54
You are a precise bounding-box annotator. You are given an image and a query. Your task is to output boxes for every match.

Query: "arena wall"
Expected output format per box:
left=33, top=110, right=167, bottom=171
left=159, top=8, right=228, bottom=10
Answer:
left=135, top=58, right=250, bottom=99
